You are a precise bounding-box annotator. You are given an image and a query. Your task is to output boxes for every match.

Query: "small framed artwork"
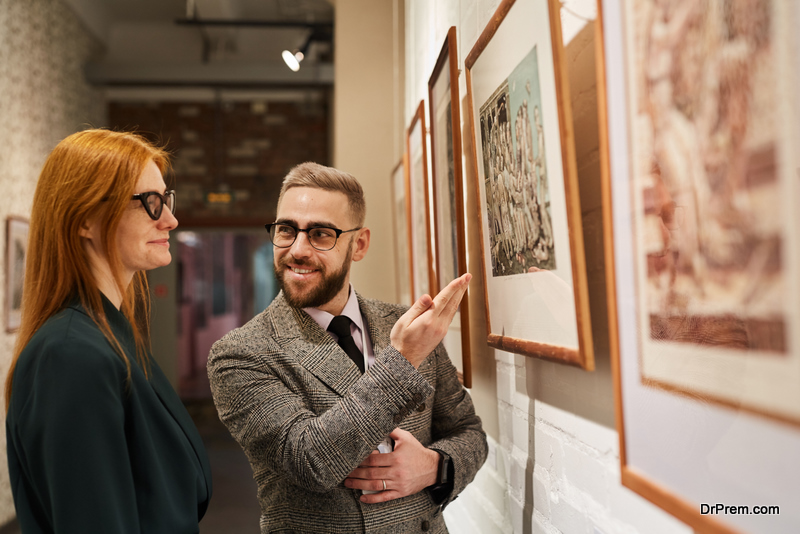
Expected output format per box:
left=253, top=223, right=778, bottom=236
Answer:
left=603, top=0, right=800, bottom=531
left=405, top=101, right=434, bottom=300
left=428, top=26, right=471, bottom=387
left=464, top=0, right=594, bottom=369
left=390, top=158, right=412, bottom=306
left=6, top=216, right=29, bottom=332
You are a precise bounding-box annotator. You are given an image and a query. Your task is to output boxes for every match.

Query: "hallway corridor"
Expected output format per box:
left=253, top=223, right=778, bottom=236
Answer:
left=186, top=399, right=261, bottom=534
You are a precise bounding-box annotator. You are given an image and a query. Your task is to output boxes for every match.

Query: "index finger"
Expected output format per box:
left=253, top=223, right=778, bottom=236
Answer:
left=358, top=451, right=393, bottom=467
left=431, top=273, right=471, bottom=317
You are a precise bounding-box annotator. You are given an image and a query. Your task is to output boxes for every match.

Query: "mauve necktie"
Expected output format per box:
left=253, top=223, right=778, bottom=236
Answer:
left=327, top=315, right=365, bottom=373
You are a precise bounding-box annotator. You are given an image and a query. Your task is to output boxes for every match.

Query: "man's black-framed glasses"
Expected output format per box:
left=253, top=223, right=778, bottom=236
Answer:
left=133, top=190, right=176, bottom=221
left=265, top=223, right=361, bottom=251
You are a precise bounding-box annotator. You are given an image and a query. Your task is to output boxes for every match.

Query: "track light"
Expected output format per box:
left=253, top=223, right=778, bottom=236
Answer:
left=282, top=33, right=313, bottom=71
left=282, top=50, right=302, bottom=71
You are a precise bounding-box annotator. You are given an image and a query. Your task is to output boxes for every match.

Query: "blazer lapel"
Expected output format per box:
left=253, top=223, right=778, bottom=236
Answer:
left=99, top=298, right=212, bottom=493
left=269, top=294, right=362, bottom=397
left=357, top=293, right=395, bottom=357
left=357, top=294, right=435, bottom=375
left=147, top=366, right=213, bottom=480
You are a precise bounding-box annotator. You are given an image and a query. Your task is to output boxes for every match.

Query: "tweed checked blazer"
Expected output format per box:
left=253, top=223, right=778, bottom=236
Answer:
left=208, top=291, right=487, bottom=534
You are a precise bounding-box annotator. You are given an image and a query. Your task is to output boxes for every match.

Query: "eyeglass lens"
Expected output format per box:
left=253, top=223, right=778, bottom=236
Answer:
left=269, top=224, right=338, bottom=251
left=143, top=191, right=176, bottom=220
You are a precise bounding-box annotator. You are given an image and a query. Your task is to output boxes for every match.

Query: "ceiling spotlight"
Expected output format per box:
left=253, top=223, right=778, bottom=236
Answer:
left=282, top=31, right=316, bottom=71
left=282, top=50, right=301, bottom=71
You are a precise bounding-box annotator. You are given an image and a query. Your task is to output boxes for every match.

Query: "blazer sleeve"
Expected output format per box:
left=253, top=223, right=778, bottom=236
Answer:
left=208, top=331, right=435, bottom=492
left=11, top=340, right=141, bottom=533
left=426, top=343, right=488, bottom=507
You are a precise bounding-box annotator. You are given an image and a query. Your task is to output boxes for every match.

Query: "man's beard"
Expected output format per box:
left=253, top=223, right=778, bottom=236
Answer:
left=274, top=242, right=353, bottom=309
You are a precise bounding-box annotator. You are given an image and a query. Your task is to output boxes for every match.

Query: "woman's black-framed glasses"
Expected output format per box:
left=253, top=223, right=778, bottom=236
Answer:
left=133, top=190, right=176, bottom=221
left=265, top=223, right=361, bottom=251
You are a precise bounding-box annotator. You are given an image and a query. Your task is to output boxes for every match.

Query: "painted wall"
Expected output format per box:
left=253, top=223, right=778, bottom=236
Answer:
left=402, top=0, right=695, bottom=532
left=332, top=0, right=402, bottom=305
left=0, top=0, right=106, bottom=525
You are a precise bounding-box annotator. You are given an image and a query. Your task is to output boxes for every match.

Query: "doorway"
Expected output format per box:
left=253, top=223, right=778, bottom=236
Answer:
left=172, top=229, right=277, bottom=399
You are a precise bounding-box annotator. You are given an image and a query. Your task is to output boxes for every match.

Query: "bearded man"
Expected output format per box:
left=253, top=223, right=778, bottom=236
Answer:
left=207, top=162, right=486, bottom=534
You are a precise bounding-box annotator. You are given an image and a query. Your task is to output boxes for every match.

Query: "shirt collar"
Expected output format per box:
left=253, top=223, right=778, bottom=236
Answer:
left=303, top=284, right=364, bottom=333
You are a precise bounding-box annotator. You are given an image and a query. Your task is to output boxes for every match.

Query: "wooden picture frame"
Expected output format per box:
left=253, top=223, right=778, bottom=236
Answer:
left=405, top=101, right=434, bottom=300
left=464, top=0, right=594, bottom=369
left=428, top=26, right=471, bottom=387
left=602, top=0, right=800, bottom=531
left=390, top=157, right=412, bottom=306
left=6, top=216, right=29, bottom=333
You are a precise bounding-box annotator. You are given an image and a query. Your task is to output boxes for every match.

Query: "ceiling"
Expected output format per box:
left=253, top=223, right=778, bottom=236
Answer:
left=65, top=0, right=335, bottom=87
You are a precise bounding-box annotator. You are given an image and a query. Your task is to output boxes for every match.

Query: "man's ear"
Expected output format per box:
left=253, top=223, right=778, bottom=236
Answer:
left=351, top=227, right=370, bottom=262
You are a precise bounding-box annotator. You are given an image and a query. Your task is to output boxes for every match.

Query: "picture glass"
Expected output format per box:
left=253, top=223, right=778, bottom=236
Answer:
left=408, top=118, right=430, bottom=299
left=624, top=0, right=800, bottom=425
left=479, top=45, right=556, bottom=276
left=430, top=49, right=464, bottom=378
left=391, top=162, right=411, bottom=306
left=469, top=0, right=581, bottom=352
left=6, top=217, right=29, bottom=332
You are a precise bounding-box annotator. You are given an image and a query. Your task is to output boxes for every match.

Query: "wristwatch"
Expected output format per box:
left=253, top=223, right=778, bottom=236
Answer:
left=431, top=450, right=452, bottom=488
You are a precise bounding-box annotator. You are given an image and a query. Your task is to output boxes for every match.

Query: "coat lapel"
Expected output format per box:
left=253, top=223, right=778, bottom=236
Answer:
left=96, top=297, right=213, bottom=494
left=358, top=294, right=436, bottom=376
left=269, top=293, right=362, bottom=397
left=357, top=293, right=395, bottom=358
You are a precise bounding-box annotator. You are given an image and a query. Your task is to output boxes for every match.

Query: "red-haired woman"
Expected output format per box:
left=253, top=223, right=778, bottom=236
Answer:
left=5, top=129, right=212, bottom=533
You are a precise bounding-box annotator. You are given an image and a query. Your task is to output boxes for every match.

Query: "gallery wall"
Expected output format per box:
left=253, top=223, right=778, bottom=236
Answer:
left=0, top=0, right=106, bottom=526
left=400, top=0, right=695, bottom=532
left=333, top=0, right=402, bottom=306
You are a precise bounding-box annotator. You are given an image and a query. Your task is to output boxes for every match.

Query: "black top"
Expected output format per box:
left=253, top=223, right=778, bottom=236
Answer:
left=6, top=296, right=212, bottom=533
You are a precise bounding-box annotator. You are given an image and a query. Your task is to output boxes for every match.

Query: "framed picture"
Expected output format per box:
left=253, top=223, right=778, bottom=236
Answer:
left=6, top=216, right=29, bottom=332
left=405, top=100, right=434, bottom=300
left=464, top=0, right=594, bottom=369
left=603, top=0, right=800, bottom=531
left=390, top=158, right=412, bottom=306
left=428, top=26, right=471, bottom=387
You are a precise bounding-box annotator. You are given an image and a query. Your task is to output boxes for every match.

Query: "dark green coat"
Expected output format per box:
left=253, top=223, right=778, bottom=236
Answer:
left=6, top=297, right=212, bottom=533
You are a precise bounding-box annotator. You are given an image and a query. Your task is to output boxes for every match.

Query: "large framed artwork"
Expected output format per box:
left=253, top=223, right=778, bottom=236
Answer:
left=405, top=101, right=434, bottom=300
left=5, top=216, right=29, bottom=333
left=390, top=158, right=412, bottom=306
left=465, top=0, right=594, bottom=369
left=428, top=26, right=471, bottom=387
left=603, top=0, right=800, bottom=531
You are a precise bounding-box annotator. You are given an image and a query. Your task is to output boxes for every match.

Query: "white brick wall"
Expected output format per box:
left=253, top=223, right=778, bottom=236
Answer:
left=486, top=353, right=692, bottom=534
left=441, top=347, right=693, bottom=534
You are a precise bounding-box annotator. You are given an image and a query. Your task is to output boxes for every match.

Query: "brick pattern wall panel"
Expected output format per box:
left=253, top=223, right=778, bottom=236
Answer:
left=108, top=96, right=330, bottom=223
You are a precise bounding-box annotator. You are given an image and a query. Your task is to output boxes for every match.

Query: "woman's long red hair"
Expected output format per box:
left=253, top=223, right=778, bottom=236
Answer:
left=5, top=129, right=170, bottom=410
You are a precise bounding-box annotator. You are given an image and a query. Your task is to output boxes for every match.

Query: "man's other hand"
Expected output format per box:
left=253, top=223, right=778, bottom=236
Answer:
left=344, top=428, right=440, bottom=503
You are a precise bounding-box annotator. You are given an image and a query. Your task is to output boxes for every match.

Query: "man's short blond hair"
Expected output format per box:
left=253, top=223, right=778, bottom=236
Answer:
left=278, top=162, right=366, bottom=226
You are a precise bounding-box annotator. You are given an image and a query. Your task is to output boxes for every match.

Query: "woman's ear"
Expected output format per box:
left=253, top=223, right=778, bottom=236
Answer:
left=78, top=218, right=100, bottom=241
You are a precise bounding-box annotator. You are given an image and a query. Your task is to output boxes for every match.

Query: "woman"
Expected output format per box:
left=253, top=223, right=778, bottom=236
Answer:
left=5, top=129, right=212, bottom=533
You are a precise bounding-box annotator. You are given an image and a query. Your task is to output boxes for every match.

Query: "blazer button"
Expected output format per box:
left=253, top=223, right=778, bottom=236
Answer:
left=393, top=413, right=403, bottom=424
left=416, top=402, right=426, bottom=412
left=421, top=520, right=430, bottom=531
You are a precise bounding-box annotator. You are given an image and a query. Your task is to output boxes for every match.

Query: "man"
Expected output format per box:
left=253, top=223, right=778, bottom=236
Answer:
left=208, top=162, right=487, bottom=533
